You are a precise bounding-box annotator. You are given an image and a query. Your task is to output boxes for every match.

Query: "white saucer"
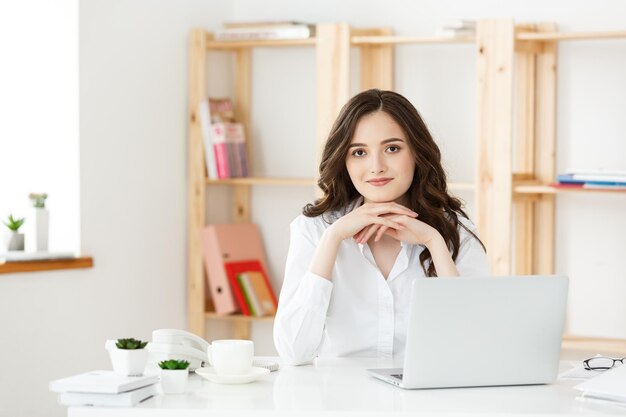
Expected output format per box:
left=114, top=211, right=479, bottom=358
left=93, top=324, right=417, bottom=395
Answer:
left=195, top=366, right=270, bottom=384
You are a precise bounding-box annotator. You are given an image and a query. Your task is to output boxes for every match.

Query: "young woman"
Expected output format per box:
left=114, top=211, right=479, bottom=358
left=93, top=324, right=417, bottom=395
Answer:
left=274, top=89, right=489, bottom=365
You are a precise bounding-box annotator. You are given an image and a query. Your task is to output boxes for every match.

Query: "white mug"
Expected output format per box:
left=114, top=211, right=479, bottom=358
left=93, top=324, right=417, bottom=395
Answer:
left=207, top=339, right=253, bottom=375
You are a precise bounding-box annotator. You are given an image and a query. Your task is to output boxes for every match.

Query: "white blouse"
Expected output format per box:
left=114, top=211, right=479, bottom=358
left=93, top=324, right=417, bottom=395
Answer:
left=273, top=201, right=490, bottom=365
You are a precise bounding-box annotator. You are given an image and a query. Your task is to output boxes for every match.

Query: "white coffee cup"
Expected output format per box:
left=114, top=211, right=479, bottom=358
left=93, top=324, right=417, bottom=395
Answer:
left=207, top=339, right=254, bottom=376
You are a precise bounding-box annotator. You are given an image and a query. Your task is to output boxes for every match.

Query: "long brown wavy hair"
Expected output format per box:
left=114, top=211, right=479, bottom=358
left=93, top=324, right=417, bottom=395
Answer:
left=303, top=89, right=485, bottom=277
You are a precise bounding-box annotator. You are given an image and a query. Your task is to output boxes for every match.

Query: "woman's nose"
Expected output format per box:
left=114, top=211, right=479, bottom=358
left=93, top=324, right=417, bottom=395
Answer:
left=370, top=154, right=386, bottom=174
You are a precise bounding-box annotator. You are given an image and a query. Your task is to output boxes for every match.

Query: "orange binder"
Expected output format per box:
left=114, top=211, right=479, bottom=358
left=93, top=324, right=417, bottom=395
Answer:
left=199, top=223, right=269, bottom=315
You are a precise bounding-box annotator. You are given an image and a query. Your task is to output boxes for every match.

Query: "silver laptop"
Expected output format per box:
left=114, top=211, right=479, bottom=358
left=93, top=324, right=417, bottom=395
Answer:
left=368, top=275, right=568, bottom=389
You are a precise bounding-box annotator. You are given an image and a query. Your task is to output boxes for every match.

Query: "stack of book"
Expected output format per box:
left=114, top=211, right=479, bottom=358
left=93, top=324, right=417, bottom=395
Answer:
left=49, top=371, right=158, bottom=407
left=214, top=21, right=315, bottom=41
left=199, top=223, right=278, bottom=316
left=198, top=97, right=249, bottom=179
left=435, top=19, right=476, bottom=38
left=554, top=170, right=626, bottom=190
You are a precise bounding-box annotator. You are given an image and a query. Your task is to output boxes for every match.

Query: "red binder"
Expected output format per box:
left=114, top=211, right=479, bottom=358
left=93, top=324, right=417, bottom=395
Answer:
left=224, top=260, right=277, bottom=316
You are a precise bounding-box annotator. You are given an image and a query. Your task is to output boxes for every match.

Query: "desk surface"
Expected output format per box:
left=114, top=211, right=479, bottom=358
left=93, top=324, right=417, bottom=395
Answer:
left=67, top=355, right=624, bottom=417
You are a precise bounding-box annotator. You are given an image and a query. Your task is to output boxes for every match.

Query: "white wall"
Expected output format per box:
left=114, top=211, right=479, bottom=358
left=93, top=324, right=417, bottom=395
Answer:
left=0, top=1, right=229, bottom=416
left=1, top=1, right=625, bottom=416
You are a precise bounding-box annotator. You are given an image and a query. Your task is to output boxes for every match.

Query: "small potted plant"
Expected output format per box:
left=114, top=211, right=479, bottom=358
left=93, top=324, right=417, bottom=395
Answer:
left=158, top=360, right=190, bottom=394
left=107, top=338, right=149, bottom=376
left=26, top=193, right=49, bottom=252
left=3, top=214, right=26, bottom=251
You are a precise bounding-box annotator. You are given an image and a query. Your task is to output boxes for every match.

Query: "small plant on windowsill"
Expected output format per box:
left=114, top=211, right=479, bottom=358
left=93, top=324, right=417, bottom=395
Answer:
left=3, top=214, right=26, bottom=251
left=158, top=360, right=190, bottom=394
left=106, top=338, right=149, bottom=376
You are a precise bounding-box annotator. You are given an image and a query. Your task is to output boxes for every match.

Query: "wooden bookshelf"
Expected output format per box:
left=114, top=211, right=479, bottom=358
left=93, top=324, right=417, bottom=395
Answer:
left=0, top=256, right=93, bottom=274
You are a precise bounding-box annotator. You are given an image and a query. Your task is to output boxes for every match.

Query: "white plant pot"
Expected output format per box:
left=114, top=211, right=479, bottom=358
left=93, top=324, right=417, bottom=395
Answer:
left=25, top=208, right=49, bottom=252
left=7, top=233, right=24, bottom=251
left=108, top=348, right=148, bottom=376
left=160, top=369, right=188, bottom=394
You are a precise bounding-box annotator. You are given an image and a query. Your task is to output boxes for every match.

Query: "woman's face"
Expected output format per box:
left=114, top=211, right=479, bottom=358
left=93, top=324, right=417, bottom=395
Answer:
left=345, top=111, right=415, bottom=204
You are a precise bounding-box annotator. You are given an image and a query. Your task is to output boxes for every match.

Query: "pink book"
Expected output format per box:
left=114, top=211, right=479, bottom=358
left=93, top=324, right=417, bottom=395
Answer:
left=199, top=223, right=270, bottom=315
left=211, top=123, right=230, bottom=178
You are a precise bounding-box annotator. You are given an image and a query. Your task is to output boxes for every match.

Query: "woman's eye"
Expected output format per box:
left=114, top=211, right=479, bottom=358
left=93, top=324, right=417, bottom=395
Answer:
left=387, top=146, right=400, bottom=153
left=352, top=149, right=366, bottom=157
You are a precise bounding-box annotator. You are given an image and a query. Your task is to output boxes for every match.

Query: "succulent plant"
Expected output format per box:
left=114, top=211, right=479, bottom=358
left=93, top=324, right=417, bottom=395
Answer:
left=28, top=193, right=48, bottom=209
left=115, top=338, right=148, bottom=350
left=3, top=214, right=25, bottom=232
left=158, top=359, right=190, bottom=370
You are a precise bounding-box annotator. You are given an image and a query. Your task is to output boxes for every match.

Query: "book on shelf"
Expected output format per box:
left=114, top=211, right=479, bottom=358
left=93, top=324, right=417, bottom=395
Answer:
left=214, top=23, right=315, bottom=41
left=198, top=97, right=249, bottom=179
left=198, top=99, right=218, bottom=179
left=49, top=371, right=158, bottom=394
left=199, top=223, right=270, bottom=315
left=238, top=269, right=277, bottom=317
left=224, top=260, right=278, bottom=317
left=436, top=19, right=476, bottom=37
left=556, top=172, right=626, bottom=188
left=211, top=123, right=248, bottom=178
left=223, top=20, right=313, bottom=29
left=57, top=383, right=157, bottom=407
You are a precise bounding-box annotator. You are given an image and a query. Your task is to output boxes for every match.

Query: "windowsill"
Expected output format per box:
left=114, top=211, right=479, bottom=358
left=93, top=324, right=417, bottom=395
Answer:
left=0, top=257, right=94, bottom=274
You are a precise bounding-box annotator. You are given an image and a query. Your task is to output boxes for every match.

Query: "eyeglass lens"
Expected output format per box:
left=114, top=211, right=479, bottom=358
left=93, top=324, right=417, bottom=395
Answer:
left=584, top=357, right=625, bottom=370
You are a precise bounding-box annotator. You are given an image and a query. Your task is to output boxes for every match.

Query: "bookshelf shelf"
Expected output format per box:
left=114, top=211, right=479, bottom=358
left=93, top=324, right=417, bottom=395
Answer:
left=514, top=183, right=626, bottom=195
left=205, top=37, right=316, bottom=50
left=351, top=35, right=475, bottom=45
left=516, top=31, right=626, bottom=42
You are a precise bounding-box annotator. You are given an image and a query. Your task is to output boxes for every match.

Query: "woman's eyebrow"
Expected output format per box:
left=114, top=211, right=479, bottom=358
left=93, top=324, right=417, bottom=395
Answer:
left=348, top=137, right=405, bottom=148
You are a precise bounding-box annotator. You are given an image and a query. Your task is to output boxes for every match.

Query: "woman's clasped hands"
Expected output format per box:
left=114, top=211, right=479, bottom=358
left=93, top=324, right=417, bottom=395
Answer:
left=328, top=202, right=439, bottom=247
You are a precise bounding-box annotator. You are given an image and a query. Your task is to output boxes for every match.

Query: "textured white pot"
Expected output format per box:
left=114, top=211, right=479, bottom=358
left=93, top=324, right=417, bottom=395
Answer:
left=7, top=232, right=24, bottom=251
left=25, top=208, right=49, bottom=252
left=108, top=348, right=148, bottom=376
left=160, top=369, right=188, bottom=394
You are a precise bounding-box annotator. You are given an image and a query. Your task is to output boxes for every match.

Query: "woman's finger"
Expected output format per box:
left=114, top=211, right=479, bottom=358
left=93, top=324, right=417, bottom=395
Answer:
left=374, top=225, right=388, bottom=242
left=359, top=224, right=381, bottom=243
left=367, top=203, right=418, bottom=217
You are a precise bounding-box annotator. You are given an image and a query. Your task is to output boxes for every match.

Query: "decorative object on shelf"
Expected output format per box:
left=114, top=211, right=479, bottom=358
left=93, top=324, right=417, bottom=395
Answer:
left=158, top=359, right=190, bottom=394
left=25, top=192, right=49, bottom=252
left=3, top=214, right=25, bottom=251
left=106, top=338, right=149, bottom=376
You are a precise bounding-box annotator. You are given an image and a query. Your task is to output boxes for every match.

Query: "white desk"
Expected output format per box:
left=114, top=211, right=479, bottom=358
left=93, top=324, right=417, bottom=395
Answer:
left=67, top=355, right=623, bottom=417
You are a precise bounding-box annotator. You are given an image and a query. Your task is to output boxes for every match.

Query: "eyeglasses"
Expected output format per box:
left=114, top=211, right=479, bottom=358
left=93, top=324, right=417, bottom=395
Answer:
left=583, top=356, right=625, bottom=371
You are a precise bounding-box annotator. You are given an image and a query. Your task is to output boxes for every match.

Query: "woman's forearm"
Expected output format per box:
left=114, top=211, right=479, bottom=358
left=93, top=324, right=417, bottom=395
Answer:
left=426, top=234, right=459, bottom=277
left=309, top=228, right=342, bottom=281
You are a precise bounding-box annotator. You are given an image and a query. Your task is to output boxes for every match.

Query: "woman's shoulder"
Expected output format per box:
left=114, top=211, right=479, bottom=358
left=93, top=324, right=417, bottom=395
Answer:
left=455, top=214, right=482, bottom=242
left=290, top=213, right=330, bottom=238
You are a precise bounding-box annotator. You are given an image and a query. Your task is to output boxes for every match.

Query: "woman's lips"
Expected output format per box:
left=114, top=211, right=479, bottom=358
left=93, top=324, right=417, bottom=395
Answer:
left=367, top=178, right=392, bottom=187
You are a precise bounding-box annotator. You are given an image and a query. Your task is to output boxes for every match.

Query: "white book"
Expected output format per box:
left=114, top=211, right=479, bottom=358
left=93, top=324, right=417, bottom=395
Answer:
left=58, top=383, right=157, bottom=407
left=215, top=25, right=313, bottom=41
left=50, top=371, right=159, bottom=394
left=198, top=99, right=218, bottom=180
left=575, top=363, right=626, bottom=404
left=441, top=19, right=477, bottom=30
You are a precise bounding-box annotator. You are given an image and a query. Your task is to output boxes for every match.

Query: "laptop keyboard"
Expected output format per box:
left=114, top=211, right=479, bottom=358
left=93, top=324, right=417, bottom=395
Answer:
left=391, top=374, right=403, bottom=380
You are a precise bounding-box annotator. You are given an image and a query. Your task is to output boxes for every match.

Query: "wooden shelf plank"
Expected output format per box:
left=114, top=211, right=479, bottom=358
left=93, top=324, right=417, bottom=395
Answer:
left=515, top=184, right=626, bottom=194
left=0, top=257, right=94, bottom=274
left=205, top=312, right=275, bottom=323
left=206, top=177, right=317, bottom=186
left=516, top=31, right=626, bottom=41
left=351, top=35, right=475, bottom=45
left=205, top=37, right=316, bottom=50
